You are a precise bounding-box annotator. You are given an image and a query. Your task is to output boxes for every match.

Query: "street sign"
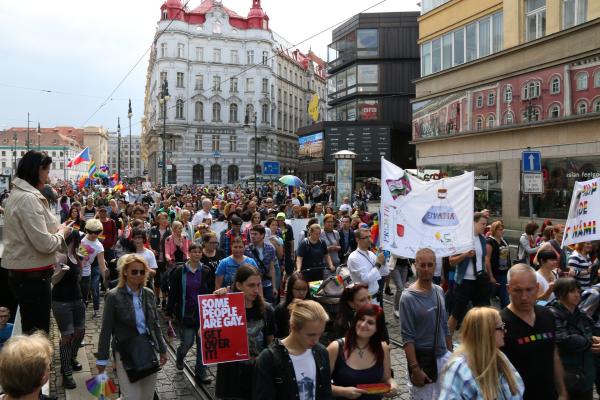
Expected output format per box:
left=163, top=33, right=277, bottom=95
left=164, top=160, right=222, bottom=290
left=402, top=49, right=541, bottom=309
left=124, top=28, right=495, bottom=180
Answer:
left=262, top=161, right=280, bottom=175
left=522, top=150, right=541, bottom=173
left=158, top=161, right=164, bottom=168
left=522, top=173, right=544, bottom=194
left=212, top=150, right=221, bottom=158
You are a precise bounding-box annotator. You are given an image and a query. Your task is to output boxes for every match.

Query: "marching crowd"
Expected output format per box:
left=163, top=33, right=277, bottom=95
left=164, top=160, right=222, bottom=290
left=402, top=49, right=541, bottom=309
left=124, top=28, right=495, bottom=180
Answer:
left=1, top=150, right=600, bottom=400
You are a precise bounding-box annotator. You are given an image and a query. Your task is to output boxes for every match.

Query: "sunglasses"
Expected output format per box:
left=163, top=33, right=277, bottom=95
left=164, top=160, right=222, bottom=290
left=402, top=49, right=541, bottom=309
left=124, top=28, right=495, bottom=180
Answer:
left=86, top=230, right=102, bottom=235
left=496, top=322, right=506, bottom=332
left=129, top=269, right=146, bottom=276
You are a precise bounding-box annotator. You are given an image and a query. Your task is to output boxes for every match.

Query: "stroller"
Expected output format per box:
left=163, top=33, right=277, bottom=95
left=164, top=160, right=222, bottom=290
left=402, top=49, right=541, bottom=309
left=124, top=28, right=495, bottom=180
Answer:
left=309, top=264, right=353, bottom=335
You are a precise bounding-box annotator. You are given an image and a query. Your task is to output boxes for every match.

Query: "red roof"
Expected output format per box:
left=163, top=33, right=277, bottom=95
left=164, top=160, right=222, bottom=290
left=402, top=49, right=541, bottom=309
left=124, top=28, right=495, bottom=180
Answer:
left=162, top=0, right=269, bottom=30
left=2, top=127, right=84, bottom=148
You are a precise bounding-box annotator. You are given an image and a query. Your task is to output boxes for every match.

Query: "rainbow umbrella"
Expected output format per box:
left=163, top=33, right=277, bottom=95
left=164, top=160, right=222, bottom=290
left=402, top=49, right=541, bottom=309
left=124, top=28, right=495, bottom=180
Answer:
left=278, top=175, right=304, bottom=187
left=85, top=373, right=118, bottom=399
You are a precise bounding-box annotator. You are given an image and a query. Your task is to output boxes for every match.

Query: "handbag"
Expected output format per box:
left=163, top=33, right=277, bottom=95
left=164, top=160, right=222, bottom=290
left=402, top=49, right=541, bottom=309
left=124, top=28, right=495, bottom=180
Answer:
left=512, top=237, right=526, bottom=265
left=414, top=290, right=441, bottom=382
left=562, top=316, right=587, bottom=392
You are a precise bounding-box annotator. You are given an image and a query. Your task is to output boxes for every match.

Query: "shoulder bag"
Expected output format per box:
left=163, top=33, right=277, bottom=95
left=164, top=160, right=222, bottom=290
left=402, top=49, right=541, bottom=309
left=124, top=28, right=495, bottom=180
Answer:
left=116, top=291, right=161, bottom=383
left=414, top=289, right=441, bottom=382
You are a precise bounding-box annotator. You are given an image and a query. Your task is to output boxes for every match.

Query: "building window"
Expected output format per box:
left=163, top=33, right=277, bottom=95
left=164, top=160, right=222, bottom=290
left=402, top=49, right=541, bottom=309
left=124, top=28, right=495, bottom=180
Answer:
left=523, top=107, right=540, bottom=122
left=213, top=49, right=221, bottom=63
left=177, top=43, right=184, bottom=58
left=549, top=104, right=560, bottom=118
left=213, top=20, right=222, bottom=34
left=195, top=74, right=203, bottom=90
left=196, top=47, right=204, bottom=61
left=261, top=104, right=269, bottom=123
left=487, top=114, right=495, bottom=128
left=229, top=104, right=238, bottom=123
left=357, top=28, right=379, bottom=57
left=230, top=78, right=238, bottom=92
left=465, top=22, right=477, bottom=62
left=231, top=50, right=238, bottom=64
left=487, top=92, right=495, bottom=106
left=227, top=165, right=238, bottom=184
left=162, top=9, right=168, bottom=20
left=210, top=164, right=221, bottom=184
left=476, top=95, right=483, bottom=108
left=431, top=38, right=441, bottom=73
left=194, top=134, right=202, bottom=151
left=247, top=50, right=254, bottom=64
left=261, top=78, right=268, bottom=94
left=161, top=43, right=167, bottom=58
left=593, top=99, right=600, bottom=113
left=525, top=0, right=546, bottom=41
left=194, top=101, right=204, bottom=121
left=577, top=101, right=588, bottom=114
left=504, top=86, right=513, bottom=103
left=441, top=33, right=453, bottom=70
left=504, top=111, right=514, bottom=125
left=550, top=77, right=560, bottom=94
left=160, top=71, right=167, bottom=85
left=229, top=135, right=237, bottom=152
left=213, top=75, right=221, bottom=92
left=176, top=72, right=184, bottom=88
left=212, top=103, right=221, bottom=122
left=175, top=99, right=184, bottom=119
left=479, top=16, right=491, bottom=58
left=576, top=72, right=588, bottom=90
left=262, top=51, right=268, bottom=64
left=563, top=0, right=587, bottom=28
left=475, top=116, right=483, bottom=130
left=193, top=164, right=204, bottom=184
left=211, top=135, right=220, bottom=151
left=246, top=78, right=254, bottom=92
left=523, top=80, right=541, bottom=99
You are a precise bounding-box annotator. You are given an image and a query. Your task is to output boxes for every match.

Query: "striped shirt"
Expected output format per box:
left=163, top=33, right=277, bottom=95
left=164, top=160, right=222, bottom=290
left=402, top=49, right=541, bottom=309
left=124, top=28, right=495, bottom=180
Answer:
left=440, top=354, right=524, bottom=400
left=568, top=250, right=592, bottom=288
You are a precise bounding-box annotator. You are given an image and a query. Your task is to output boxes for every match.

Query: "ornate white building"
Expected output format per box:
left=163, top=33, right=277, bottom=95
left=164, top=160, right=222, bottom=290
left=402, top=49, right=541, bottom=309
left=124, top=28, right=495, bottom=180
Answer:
left=142, top=0, right=326, bottom=185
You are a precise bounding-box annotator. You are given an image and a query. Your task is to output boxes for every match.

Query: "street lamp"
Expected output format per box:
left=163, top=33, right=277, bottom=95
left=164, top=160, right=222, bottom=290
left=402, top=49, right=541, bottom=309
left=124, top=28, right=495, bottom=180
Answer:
left=37, top=122, right=41, bottom=150
left=128, top=99, right=132, bottom=182
left=244, top=111, right=258, bottom=193
left=117, top=117, right=121, bottom=181
left=63, top=145, right=67, bottom=181
left=159, top=79, right=170, bottom=187
left=12, top=133, right=17, bottom=172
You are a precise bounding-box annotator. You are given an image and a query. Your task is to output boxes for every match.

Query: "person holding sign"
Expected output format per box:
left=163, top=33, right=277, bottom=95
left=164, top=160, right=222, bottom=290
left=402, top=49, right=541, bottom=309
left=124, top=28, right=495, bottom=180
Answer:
left=214, top=265, right=274, bottom=400
left=254, top=300, right=332, bottom=400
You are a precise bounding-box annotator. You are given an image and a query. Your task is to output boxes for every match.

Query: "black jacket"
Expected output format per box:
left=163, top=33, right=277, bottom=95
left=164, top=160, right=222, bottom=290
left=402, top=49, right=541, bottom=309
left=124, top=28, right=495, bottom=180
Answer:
left=149, top=227, right=171, bottom=260
left=338, top=228, right=357, bottom=261
left=254, top=339, right=332, bottom=400
left=166, top=263, right=211, bottom=321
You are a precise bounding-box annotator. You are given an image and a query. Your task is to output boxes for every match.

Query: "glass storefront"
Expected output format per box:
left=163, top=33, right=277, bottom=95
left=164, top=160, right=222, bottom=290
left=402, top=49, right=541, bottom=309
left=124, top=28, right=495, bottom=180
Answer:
left=520, top=156, right=600, bottom=219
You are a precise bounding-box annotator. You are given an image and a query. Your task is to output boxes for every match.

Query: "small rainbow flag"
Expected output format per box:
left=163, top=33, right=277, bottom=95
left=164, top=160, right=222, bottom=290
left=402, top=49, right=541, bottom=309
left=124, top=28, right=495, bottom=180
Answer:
left=370, top=212, right=380, bottom=252
left=88, top=160, right=97, bottom=179
left=334, top=275, right=344, bottom=286
left=85, top=373, right=118, bottom=399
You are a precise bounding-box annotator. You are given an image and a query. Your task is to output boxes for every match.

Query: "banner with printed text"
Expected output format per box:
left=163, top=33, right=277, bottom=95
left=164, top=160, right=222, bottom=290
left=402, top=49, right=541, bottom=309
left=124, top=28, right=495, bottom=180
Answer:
left=198, top=293, right=249, bottom=365
left=563, top=178, right=600, bottom=247
left=380, top=158, right=474, bottom=258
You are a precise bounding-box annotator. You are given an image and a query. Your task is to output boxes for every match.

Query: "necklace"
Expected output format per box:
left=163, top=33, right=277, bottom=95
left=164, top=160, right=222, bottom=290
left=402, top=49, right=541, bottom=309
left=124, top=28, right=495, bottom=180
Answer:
left=356, top=343, right=369, bottom=358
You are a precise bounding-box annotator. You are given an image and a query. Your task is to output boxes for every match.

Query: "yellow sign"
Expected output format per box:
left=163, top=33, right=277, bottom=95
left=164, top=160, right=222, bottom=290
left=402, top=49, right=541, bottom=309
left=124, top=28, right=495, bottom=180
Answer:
left=308, top=95, right=319, bottom=122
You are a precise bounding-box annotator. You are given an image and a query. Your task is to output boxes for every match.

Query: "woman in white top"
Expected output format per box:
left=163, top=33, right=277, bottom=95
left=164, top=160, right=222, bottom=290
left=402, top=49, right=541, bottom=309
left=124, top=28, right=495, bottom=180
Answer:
left=131, top=228, right=158, bottom=279
left=536, top=249, right=560, bottom=304
left=78, top=218, right=107, bottom=318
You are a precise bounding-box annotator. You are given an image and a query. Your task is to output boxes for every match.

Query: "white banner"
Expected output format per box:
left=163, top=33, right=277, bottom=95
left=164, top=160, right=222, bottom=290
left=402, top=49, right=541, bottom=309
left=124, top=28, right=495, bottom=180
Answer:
left=380, top=158, right=474, bottom=258
left=563, top=178, right=600, bottom=247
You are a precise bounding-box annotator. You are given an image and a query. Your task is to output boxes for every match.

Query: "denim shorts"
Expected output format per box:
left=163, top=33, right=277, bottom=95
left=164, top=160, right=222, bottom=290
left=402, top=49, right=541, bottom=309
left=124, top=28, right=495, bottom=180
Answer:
left=51, top=300, right=85, bottom=335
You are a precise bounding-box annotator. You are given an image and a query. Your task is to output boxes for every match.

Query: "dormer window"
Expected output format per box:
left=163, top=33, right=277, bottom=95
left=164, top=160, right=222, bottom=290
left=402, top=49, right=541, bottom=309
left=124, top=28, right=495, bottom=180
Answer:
left=162, top=9, right=168, bottom=20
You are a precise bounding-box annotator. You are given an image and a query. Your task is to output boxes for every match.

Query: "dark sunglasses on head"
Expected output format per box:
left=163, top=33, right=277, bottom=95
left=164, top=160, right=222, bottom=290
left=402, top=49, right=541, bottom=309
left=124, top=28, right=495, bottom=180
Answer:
left=129, top=269, right=146, bottom=276
left=86, top=230, right=102, bottom=235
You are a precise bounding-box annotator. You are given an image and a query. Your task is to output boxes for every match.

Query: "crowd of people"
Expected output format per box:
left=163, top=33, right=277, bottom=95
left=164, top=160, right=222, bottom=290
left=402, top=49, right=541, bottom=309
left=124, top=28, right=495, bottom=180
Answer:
left=3, top=150, right=600, bottom=400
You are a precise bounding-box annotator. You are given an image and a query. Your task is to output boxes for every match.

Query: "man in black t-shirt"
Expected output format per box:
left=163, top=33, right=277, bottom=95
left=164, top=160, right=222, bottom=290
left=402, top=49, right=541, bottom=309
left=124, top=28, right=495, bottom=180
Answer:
left=501, top=264, right=567, bottom=400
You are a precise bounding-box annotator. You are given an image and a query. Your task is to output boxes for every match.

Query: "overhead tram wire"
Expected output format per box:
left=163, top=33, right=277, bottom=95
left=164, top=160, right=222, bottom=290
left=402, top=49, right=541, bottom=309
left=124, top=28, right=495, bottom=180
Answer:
left=0, top=83, right=132, bottom=101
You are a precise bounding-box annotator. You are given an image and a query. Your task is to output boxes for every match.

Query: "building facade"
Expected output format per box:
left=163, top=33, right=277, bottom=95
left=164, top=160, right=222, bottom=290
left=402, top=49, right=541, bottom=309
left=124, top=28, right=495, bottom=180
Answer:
left=297, top=12, right=420, bottom=184
left=83, top=126, right=109, bottom=167
left=413, top=0, right=600, bottom=227
left=142, top=0, right=326, bottom=185
left=107, top=134, right=145, bottom=180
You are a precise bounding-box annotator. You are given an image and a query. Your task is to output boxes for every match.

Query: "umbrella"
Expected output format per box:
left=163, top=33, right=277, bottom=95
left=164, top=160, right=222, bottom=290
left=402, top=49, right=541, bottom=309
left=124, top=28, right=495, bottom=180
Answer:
left=279, top=175, right=305, bottom=187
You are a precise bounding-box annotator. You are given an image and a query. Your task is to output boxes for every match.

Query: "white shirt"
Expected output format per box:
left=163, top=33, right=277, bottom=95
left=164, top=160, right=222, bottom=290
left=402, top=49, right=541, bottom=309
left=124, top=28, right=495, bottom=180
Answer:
left=137, top=248, right=158, bottom=269
left=78, top=236, right=104, bottom=277
left=463, top=235, right=483, bottom=281
left=339, top=203, right=352, bottom=213
left=191, top=209, right=212, bottom=227
left=347, top=249, right=387, bottom=295
left=289, top=349, right=316, bottom=400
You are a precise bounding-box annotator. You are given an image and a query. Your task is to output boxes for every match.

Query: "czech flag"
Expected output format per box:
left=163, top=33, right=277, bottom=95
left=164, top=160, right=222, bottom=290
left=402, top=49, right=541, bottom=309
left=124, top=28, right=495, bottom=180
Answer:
left=67, top=147, right=91, bottom=168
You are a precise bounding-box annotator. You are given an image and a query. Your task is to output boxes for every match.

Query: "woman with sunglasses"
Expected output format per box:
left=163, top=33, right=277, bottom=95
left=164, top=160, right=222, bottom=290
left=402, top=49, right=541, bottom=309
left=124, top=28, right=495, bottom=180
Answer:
left=328, top=303, right=398, bottom=399
left=199, top=231, right=225, bottom=293
left=440, top=307, right=523, bottom=399
left=96, top=254, right=167, bottom=400
left=78, top=218, right=108, bottom=318
left=274, top=272, right=312, bottom=338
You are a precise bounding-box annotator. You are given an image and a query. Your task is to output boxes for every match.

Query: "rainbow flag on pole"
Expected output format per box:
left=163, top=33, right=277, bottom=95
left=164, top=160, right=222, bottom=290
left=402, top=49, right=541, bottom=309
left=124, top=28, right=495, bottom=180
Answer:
left=88, top=160, right=97, bottom=179
left=370, top=212, right=380, bottom=252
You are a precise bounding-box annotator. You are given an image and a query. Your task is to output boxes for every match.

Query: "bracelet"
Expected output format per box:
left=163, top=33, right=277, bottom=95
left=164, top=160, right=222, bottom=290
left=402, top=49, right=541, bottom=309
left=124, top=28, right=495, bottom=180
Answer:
left=408, top=362, right=419, bottom=370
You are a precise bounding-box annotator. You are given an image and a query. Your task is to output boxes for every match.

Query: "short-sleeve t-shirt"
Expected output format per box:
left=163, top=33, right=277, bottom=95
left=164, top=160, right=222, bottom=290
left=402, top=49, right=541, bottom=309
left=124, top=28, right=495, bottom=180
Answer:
left=289, top=348, right=316, bottom=400
left=500, top=306, right=557, bottom=400
left=138, top=248, right=158, bottom=269
left=246, top=303, right=274, bottom=358
left=215, top=256, right=258, bottom=288
left=78, top=236, right=104, bottom=277
left=0, top=323, right=14, bottom=349
left=297, top=239, right=328, bottom=269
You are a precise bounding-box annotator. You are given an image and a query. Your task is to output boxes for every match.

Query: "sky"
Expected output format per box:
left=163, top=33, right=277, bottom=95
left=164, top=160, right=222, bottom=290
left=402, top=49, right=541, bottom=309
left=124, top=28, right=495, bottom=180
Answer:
left=0, top=0, right=420, bottom=134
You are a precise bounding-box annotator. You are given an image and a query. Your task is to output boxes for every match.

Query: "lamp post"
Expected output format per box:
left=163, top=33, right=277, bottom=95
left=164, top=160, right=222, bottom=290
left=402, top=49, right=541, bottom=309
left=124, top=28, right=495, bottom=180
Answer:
left=117, top=117, right=121, bottom=181
left=12, top=133, right=17, bottom=172
left=128, top=99, right=132, bottom=182
left=63, top=146, right=67, bottom=181
left=159, top=79, right=170, bottom=187
left=26, top=112, right=30, bottom=151
left=37, top=123, right=41, bottom=150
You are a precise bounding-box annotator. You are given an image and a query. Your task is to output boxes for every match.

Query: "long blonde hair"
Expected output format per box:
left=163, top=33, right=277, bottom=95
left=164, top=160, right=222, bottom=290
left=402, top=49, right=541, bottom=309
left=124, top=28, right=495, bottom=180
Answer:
left=451, top=307, right=519, bottom=400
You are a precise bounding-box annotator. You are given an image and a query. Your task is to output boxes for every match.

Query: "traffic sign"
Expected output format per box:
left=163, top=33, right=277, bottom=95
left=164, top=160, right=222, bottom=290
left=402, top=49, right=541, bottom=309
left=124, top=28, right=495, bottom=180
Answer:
left=522, top=150, right=541, bottom=173
left=522, top=173, right=544, bottom=194
left=263, top=161, right=280, bottom=175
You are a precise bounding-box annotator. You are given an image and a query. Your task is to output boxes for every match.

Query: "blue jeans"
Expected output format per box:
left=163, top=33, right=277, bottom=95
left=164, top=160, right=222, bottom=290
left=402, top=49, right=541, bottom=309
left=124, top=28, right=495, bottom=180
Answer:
left=90, top=265, right=101, bottom=311
left=177, top=325, right=206, bottom=378
left=495, top=272, right=509, bottom=309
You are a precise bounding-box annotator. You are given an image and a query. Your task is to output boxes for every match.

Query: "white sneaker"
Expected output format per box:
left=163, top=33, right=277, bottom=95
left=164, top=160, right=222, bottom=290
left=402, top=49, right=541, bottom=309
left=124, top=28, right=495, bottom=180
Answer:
left=393, top=310, right=400, bottom=319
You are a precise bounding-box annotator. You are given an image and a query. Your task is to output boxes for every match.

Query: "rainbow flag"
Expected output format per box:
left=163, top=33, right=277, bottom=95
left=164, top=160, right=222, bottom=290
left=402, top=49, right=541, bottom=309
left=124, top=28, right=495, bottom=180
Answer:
left=85, top=373, right=118, bottom=399
left=88, top=160, right=97, bottom=179
left=370, top=212, right=380, bottom=252
left=334, top=275, right=344, bottom=286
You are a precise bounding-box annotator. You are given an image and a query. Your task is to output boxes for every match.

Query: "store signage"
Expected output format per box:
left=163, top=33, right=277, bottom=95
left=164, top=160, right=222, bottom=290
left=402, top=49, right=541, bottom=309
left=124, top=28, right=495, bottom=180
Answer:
left=359, top=103, right=378, bottom=120
left=522, top=173, right=544, bottom=194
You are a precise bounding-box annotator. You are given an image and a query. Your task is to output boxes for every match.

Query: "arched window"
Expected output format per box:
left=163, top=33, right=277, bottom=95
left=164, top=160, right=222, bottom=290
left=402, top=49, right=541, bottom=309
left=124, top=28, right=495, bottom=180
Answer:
left=504, top=111, right=514, bottom=125
left=577, top=101, right=588, bottom=114
left=194, top=101, right=203, bottom=121
left=594, top=98, right=600, bottom=113
left=504, top=86, right=512, bottom=103
left=522, top=107, right=540, bottom=122
left=576, top=72, right=588, bottom=90
left=245, top=104, right=255, bottom=123
left=175, top=99, right=184, bottom=119
left=192, top=164, right=204, bottom=184
left=167, top=164, right=177, bottom=184
left=595, top=71, right=600, bottom=88
left=212, top=102, right=221, bottom=122
left=550, top=77, right=560, bottom=94
left=486, top=114, right=495, bottom=128
left=475, top=116, right=483, bottom=130
left=210, top=164, right=221, bottom=184
left=523, top=80, right=541, bottom=99
left=549, top=104, right=560, bottom=118
left=261, top=104, right=269, bottom=123
left=229, top=104, right=238, bottom=123
left=227, top=165, right=239, bottom=184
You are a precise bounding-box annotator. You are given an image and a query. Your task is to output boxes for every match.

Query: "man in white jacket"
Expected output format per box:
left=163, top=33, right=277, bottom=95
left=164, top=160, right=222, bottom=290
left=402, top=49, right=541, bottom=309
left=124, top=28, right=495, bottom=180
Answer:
left=347, top=227, right=388, bottom=304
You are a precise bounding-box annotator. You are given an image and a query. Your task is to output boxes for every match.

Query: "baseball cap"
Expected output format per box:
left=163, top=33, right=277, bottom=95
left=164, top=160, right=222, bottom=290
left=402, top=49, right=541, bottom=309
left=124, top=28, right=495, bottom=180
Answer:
left=276, top=212, right=286, bottom=220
